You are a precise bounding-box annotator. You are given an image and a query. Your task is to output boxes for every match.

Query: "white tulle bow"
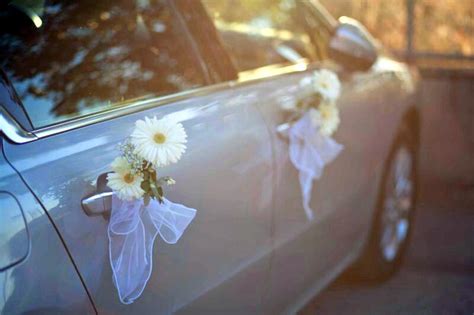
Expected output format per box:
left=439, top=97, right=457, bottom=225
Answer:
left=108, top=196, right=196, bottom=304
left=288, top=113, right=343, bottom=220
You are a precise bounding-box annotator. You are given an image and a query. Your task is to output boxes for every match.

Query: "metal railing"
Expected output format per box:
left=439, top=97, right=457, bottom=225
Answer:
left=404, top=0, right=474, bottom=73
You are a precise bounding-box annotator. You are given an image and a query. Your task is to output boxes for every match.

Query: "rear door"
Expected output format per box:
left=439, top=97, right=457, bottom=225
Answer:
left=255, top=5, right=405, bottom=313
left=200, top=0, right=399, bottom=313
left=1, top=1, right=274, bottom=314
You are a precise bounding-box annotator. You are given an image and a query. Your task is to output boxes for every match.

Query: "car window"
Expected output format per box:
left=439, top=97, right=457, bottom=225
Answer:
left=201, top=0, right=318, bottom=73
left=173, top=0, right=238, bottom=83
left=300, top=2, right=333, bottom=61
left=0, top=0, right=208, bottom=128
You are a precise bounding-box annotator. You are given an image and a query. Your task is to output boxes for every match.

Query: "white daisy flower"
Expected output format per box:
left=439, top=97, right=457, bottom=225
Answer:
left=107, top=157, right=144, bottom=201
left=309, top=103, right=340, bottom=137
left=309, top=107, right=323, bottom=127
left=130, top=116, right=187, bottom=167
left=111, top=156, right=131, bottom=174
left=318, top=103, right=340, bottom=136
left=312, top=69, right=341, bottom=102
left=299, top=76, right=316, bottom=98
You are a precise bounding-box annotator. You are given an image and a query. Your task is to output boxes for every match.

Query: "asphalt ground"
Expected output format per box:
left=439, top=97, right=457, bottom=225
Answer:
left=299, top=180, right=474, bottom=315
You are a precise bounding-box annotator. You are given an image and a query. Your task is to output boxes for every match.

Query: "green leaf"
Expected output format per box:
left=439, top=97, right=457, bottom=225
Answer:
left=149, top=181, right=163, bottom=202
left=141, top=180, right=150, bottom=192
left=157, top=186, right=164, bottom=203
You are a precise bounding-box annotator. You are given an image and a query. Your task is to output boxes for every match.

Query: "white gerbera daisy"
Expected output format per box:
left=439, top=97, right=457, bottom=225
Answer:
left=309, top=107, right=322, bottom=127
left=107, top=158, right=144, bottom=201
left=111, top=156, right=131, bottom=174
left=299, top=76, right=316, bottom=99
left=312, top=69, right=341, bottom=102
left=130, top=116, right=187, bottom=167
left=318, top=103, right=340, bottom=136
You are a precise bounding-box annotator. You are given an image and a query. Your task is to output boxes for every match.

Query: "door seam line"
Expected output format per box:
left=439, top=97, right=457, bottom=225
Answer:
left=1, top=140, right=99, bottom=315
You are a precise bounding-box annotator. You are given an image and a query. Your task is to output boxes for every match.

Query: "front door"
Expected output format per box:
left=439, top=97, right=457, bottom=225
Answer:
left=1, top=1, right=274, bottom=313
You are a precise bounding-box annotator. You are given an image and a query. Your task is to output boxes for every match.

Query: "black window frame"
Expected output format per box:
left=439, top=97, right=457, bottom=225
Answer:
left=174, top=0, right=239, bottom=83
left=0, top=69, right=33, bottom=131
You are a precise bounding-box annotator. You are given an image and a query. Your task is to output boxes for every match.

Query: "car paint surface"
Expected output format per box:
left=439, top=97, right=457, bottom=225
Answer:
left=246, top=57, right=416, bottom=313
left=1, top=54, right=417, bottom=314
left=3, top=85, right=277, bottom=314
left=0, top=0, right=421, bottom=312
left=0, top=142, right=95, bottom=314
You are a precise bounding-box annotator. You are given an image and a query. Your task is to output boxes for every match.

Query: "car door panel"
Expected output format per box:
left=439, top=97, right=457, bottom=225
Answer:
left=0, top=141, right=95, bottom=314
left=250, top=64, right=403, bottom=312
left=3, top=86, right=274, bottom=314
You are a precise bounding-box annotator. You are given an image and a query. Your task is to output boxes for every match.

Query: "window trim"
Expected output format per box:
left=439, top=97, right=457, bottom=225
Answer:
left=1, top=0, right=337, bottom=144
left=1, top=61, right=313, bottom=143
left=0, top=106, right=37, bottom=143
left=0, top=70, right=34, bottom=131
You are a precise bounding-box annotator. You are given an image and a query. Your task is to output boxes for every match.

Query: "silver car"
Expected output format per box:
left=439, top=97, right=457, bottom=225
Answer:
left=0, top=0, right=420, bottom=314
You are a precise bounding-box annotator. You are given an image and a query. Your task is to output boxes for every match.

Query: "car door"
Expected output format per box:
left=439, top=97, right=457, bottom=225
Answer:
left=259, top=67, right=400, bottom=314
left=200, top=0, right=406, bottom=313
left=0, top=84, right=94, bottom=313
left=258, top=7, right=410, bottom=314
left=0, top=1, right=274, bottom=314
left=0, top=143, right=96, bottom=315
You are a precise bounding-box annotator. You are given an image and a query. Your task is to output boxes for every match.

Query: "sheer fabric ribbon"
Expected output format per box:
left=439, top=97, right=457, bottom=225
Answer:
left=288, top=113, right=343, bottom=220
left=108, top=196, right=196, bottom=304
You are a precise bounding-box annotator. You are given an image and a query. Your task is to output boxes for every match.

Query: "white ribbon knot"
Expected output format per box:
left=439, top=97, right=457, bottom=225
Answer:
left=288, top=113, right=343, bottom=220
left=108, top=196, right=196, bottom=304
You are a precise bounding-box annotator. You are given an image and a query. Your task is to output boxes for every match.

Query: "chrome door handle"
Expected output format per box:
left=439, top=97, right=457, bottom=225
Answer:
left=81, top=173, right=113, bottom=219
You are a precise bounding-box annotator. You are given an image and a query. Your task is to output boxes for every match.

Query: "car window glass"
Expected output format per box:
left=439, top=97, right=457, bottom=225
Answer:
left=201, top=0, right=317, bottom=73
left=0, top=0, right=207, bottom=128
left=300, top=2, right=332, bottom=61
left=174, top=0, right=238, bottom=83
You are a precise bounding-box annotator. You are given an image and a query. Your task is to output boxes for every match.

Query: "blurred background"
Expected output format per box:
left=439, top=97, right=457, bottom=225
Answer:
left=321, top=0, right=473, bottom=67
left=316, top=0, right=474, bottom=188
left=302, top=0, right=473, bottom=314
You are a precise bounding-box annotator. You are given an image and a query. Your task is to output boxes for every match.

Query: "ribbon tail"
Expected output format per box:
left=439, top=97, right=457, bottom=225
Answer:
left=148, top=198, right=197, bottom=244
left=108, top=197, right=158, bottom=304
left=299, top=171, right=315, bottom=220
left=288, top=114, right=344, bottom=220
left=312, top=134, right=344, bottom=165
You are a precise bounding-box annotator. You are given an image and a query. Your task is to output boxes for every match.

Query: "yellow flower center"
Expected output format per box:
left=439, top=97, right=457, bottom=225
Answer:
left=153, top=132, right=166, bottom=144
left=123, top=173, right=135, bottom=184
left=321, top=81, right=328, bottom=89
left=320, top=107, right=332, bottom=120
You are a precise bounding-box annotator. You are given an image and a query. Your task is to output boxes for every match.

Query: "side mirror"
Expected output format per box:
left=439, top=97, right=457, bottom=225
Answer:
left=0, top=192, right=30, bottom=271
left=329, top=17, right=378, bottom=72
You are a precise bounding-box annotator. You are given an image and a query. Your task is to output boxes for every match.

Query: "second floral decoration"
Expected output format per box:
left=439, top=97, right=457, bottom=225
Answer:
left=281, top=69, right=344, bottom=220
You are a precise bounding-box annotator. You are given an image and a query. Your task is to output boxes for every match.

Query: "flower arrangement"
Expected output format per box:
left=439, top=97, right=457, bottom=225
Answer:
left=105, top=116, right=196, bottom=304
left=107, top=116, right=187, bottom=203
left=282, top=69, right=344, bottom=220
left=282, top=69, right=342, bottom=136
